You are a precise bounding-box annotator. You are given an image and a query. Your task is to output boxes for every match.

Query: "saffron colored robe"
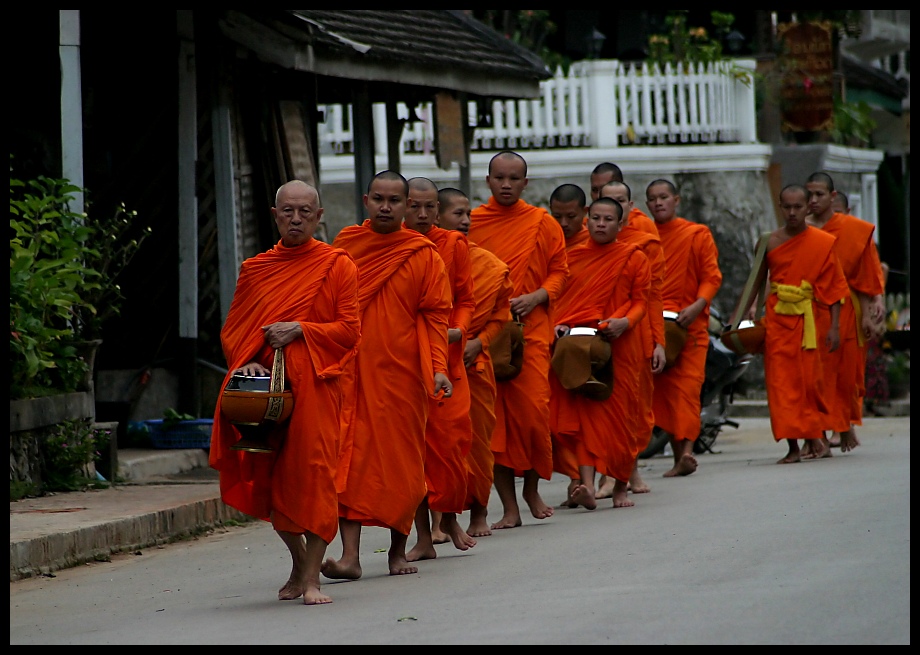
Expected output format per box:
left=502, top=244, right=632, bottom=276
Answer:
left=566, top=224, right=591, bottom=249
left=469, top=197, right=569, bottom=480
left=652, top=217, right=722, bottom=442
left=818, top=213, right=885, bottom=430
left=210, top=239, right=361, bottom=545
left=763, top=227, right=849, bottom=441
left=619, top=221, right=666, bottom=450
left=628, top=208, right=660, bottom=238
left=332, top=221, right=451, bottom=534
left=464, top=242, right=514, bottom=509
left=549, top=240, right=650, bottom=483
left=421, top=226, right=476, bottom=514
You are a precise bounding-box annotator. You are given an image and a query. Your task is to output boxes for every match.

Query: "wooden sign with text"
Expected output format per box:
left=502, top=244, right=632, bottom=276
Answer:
left=776, top=21, right=834, bottom=133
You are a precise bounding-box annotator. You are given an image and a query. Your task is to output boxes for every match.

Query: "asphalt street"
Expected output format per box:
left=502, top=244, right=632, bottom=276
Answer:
left=9, top=416, right=910, bottom=645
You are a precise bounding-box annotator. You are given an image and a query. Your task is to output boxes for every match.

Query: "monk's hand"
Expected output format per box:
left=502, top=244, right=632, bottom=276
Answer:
left=261, top=322, right=303, bottom=349
left=235, top=361, right=270, bottom=377
left=554, top=324, right=570, bottom=340
left=448, top=328, right=462, bottom=345
left=510, top=288, right=548, bottom=318
left=463, top=337, right=482, bottom=368
left=869, top=294, right=886, bottom=324
left=677, top=298, right=706, bottom=328
left=826, top=325, right=841, bottom=352
left=433, top=372, right=453, bottom=398
left=601, top=317, right=629, bottom=339
left=651, top=343, right=667, bottom=374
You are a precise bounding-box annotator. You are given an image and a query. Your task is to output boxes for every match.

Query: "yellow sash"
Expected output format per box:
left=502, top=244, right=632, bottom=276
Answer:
left=770, top=281, right=817, bottom=349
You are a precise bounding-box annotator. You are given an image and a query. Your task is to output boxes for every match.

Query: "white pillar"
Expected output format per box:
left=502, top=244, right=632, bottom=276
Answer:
left=177, top=11, right=200, bottom=338
left=59, top=10, right=84, bottom=211
left=862, top=173, right=880, bottom=242
left=733, top=58, right=758, bottom=144
left=581, top=59, right=620, bottom=149
left=373, top=103, right=388, bottom=159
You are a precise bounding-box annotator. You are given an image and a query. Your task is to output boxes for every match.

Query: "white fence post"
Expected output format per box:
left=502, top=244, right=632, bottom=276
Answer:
left=732, top=58, right=758, bottom=144
left=580, top=59, right=619, bottom=148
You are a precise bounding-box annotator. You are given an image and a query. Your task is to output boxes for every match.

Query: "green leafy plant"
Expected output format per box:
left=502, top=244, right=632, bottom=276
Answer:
left=41, top=419, right=112, bottom=492
left=646, top=11, right=736, bottom=70
left=831, top=99, right=878, bottom=147
left=162, top=408, right=196, bottom=431
left=10, top=159, right=151, bottom=399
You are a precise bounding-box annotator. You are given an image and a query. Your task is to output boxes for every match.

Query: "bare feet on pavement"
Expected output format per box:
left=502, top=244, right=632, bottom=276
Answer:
left=663, top=454, right=698, bottom=477
left=320, top=557, right=362, bottom=580
left=570, top=483, right=597, bottom=510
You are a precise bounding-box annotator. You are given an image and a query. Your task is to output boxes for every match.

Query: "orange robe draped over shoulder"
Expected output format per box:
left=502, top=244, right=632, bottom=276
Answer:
left=465, top=242, right=514, bottom=508
left=818, top=213, right=885, bottom=429
left=549, top=240, right=650, bottom=483
left=469, top=197, right=569, bottom=480
left=421, top=226, right=476, bottom=513
left=652, top=218, right=722, bottom=441
left=332, top=221, right=451, bottom=534
left=209, top=239, right=361, bottom=545
left=619, top=221, right=666, bottom=449
left=628, top=208, right=660, bottom=238
left=566, top=224, right=590, bottom=249
left=763, top=227, right=849, bottom=441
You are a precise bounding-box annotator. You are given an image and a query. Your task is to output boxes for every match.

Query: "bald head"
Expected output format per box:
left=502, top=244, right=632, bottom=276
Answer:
left=273, top=180, right=323, bottom=247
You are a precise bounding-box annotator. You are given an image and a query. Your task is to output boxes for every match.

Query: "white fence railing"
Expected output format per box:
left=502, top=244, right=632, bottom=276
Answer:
left=318, top=58, right=757, bottom=157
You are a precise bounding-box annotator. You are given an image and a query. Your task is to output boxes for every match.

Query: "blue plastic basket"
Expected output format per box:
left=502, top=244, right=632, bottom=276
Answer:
left=144, top=419, right=213, bottom=449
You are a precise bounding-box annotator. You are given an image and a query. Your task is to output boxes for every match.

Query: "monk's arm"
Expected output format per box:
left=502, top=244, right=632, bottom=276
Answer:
left=679, top=233, right=722, bottom=328
left=513, top=220, right=568, bottom=318
left=826, top=301, right=841, bottom=352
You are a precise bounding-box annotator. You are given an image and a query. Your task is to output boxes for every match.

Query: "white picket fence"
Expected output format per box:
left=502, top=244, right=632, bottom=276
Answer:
left=318, top=58, right=757, bottom=157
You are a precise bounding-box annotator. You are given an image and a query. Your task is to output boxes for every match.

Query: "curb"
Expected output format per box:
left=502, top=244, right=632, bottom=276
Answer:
left=10, top=492, right=254, bottom=582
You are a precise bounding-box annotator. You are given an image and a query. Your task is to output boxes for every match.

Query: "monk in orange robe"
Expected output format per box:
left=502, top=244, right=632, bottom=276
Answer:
left=548, top=183, right=591, bottom=506
left=402, top=177, right=477, bottom=561
left=646, top=179, right=722, bottom=478
left=550, top=197, right=651, bottom=509
left=590, top=162, right=660, bottom=237
left=805, top=172, right=886, bottom=455
left=469, top=151, right=569, bottom=530
left=734, top=184, right=849, bottom=463
left=322, top=171, right=452, bottom=580
left=210, top=181, right=360, bottom=605
left=438, top=187, right=514, bottom=537
left=600, top=181, right=667, bottom=495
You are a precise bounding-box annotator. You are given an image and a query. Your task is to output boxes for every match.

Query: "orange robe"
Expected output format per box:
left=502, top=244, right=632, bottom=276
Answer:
left=818, top=213, right=885, bottom=430
left=421, top=226, right=476, bottom=514
left=549, top=240, right=650, bottom=483
left=464, top=243, right=514, bottom=509
left=566, top=224, right=590, bottom=249
left=763, top=227, right=849, bottom=441
left=628, top=208, right=660, bottom=238
left=209, top=239, right=361, bottom=545
left=619, top=222, right=666, bottom=450
left=652, top=217, right=722, bottom=442
left=332, top=221, right=451, bottom=534
left=469, top=197, right=569, bottom=480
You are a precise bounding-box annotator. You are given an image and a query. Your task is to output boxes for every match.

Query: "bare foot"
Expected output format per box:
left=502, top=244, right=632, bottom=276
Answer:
left=431, top=530, right=450, bottom=545
left=388, top=554, right=418, bottom=576
left=663, top=454, right=697, bottom=477
left=278, top=576, right=305, bottom=601
left=839, top=428, right=861, bottom=453
left=441, top=513, right=477, bottom=551
left=559, top=479, right=579, bottom=508
left=490, top=512, right=523, bottom=530
left=612, top=489, right=635, bottom=508
left=628, top=470, right=650, bottom=494
left=406, top=542, right=437, bottom=562
left=466, top=505, right=492, bottom=537
left=802, top=438, right=832, bottom=460
left=594, top=475, right=615, bottom=499
left=522, top=488, right=554, bottom=520
left=570, top=484, right=597, bottom=510
left=320, top=557, right=362, bottom=580
left=777, top=452, right=801, bottom=464
left=828, top=432, right=842, bottom=448
left=303, top=586, right=332, bottom=605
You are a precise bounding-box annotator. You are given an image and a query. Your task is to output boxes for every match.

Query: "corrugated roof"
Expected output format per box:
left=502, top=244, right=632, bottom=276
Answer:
left=290, top=10, right=551, bottom=83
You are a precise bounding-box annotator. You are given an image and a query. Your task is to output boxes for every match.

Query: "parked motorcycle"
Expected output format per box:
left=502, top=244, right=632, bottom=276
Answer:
left=639, top=308, right=754, bottom=458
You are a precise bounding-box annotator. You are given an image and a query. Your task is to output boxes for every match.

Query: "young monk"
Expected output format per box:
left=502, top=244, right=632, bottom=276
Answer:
left=646, top=179, right=722, bottom=478
left=732, top=184, right=849, bottom=463
left=324, top=170, right=452, bottom=579
left=468, top=150, right=569, bottom=530
left=210, top=180, right=360, bottom=605
left=804, top=172, right=886, bottom=457
left=437, top=187, right=514, bottom=537
left=549, top=197, right=651, bottom=509
left=548, top=183, right=590, bottom=507
left=590, top=162, right=659, bottom=237
left=402, top=177, right=477, bottom=561
left=600, top=181, right=667, bottom=495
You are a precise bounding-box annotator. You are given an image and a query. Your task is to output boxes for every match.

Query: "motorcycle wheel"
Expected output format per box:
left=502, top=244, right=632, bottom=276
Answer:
left=638, top=427, right=670, bottom=459
left=693, top=424, right=720, bottom=455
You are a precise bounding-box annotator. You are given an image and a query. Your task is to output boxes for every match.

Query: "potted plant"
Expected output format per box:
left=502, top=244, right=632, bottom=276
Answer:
left=10, top=163, right=151, bottom=399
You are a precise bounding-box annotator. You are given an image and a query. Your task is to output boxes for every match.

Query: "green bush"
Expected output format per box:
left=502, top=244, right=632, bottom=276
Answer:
left=41, top=419, right=113, bottom=492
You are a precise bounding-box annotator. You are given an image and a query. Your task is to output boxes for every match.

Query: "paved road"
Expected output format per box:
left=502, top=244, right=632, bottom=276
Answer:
left=10, top=417, right=910, bottom=645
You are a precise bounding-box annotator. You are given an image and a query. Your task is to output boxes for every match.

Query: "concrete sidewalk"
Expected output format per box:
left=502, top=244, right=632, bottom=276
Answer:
left=9, top=397, right=909, bottom=582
